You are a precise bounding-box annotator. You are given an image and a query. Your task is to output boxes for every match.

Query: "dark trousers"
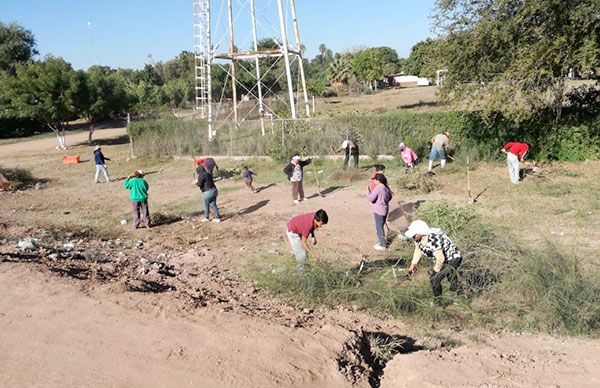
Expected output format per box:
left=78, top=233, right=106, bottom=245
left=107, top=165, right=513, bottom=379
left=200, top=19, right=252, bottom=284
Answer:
left=291, top=181, right=304, bottom=200
left=342, top=149, right=359, bottom=170
left=374, top=213, right=387, bottom=246
left=429, top=258, right=462, bottom=297
left=131, top=200, right=150, bottom=228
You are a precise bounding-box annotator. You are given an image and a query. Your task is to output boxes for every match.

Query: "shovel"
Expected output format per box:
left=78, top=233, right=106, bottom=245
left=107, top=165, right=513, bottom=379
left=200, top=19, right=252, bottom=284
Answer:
left=311, top=159, right=324, bottom=197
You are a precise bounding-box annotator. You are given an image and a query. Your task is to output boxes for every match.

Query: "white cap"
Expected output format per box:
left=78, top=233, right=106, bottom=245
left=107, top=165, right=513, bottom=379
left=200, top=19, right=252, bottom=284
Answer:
left=136, top=169, right=145, bottom=176
left=342, top=140, right=349, bottom=149
left=404, top=220, right=431, bottom=239
left=292, top=155, right=301, bottom=161
left=94, top=145, right=101, bottom=151
left=399, top=142, right=405, bottom=150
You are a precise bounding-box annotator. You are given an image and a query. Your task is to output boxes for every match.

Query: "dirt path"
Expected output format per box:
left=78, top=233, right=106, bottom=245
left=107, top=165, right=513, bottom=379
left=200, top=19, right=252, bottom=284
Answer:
left=1, top=124, right=600, bottom=387
left=0, top=126, right=127, bottom=158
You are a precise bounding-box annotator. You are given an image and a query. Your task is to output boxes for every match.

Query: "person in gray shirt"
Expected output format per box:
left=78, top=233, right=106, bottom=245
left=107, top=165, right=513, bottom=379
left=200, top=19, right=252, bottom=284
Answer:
left=428, top=131, right=450, bottom=171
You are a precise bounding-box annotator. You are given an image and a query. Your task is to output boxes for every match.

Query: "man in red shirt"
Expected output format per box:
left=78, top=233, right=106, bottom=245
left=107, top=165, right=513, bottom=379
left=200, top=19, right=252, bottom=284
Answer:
left=286, top=209, right=329, bottom=266
left=501, top=142, right=529, bottom=184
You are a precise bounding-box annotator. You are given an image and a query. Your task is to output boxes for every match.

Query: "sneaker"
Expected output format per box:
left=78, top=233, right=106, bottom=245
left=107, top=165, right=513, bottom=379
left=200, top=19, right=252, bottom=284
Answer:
left=302, top=197, right=308, bottom=201
left=201, top=218, right=210, bottom=222
left=293, top=200, right=300, bottom=204
left=373, top=244, right=387, bottom=251
left=212, top=218, right=221, bottom=223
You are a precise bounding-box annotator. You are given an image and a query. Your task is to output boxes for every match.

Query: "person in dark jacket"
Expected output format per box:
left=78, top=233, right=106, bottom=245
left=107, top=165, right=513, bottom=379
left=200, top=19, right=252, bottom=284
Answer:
left=196, top=164, right=221, bottom=222
left=335, top=139, right=359, bottom=170
left=93, top=145, right=111, bottom=183
left=283, top=156, right=312, bottom=204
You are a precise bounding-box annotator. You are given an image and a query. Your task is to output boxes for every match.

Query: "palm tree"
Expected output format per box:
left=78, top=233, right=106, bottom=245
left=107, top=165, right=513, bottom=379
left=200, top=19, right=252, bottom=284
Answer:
left=327, top=56, right=353, bottom=86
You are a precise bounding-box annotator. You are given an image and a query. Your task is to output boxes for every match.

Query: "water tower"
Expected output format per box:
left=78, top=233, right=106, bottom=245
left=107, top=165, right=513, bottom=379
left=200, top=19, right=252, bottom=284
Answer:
left=193, top=0, right=310, bottom=140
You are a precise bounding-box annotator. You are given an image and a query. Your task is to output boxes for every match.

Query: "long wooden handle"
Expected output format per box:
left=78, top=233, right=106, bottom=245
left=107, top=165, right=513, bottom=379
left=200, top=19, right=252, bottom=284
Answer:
left=467, top=156, right=471, bottom=198
left=312, top=160, right=320, bottom=189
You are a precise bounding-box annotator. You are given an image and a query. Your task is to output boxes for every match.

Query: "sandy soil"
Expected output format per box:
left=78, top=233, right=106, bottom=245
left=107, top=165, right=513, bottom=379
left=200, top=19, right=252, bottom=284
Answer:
left=1, top=126, right=599, bottom=387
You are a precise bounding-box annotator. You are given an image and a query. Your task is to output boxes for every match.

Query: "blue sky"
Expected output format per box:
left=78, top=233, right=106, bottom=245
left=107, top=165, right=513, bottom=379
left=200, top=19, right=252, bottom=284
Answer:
left=0, top=0, right=437, bottom=70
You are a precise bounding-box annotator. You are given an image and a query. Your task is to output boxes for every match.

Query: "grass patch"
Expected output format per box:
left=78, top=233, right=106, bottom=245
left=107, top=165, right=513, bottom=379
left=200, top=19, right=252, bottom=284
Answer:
left=535, top=183, right=572, bottom=197
left=247, top=258, right=464, bottom=323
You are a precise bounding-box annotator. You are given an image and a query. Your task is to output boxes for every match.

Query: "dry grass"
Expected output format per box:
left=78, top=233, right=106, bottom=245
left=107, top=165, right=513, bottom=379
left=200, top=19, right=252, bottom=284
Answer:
left=317, top=86, right=443, bottom=116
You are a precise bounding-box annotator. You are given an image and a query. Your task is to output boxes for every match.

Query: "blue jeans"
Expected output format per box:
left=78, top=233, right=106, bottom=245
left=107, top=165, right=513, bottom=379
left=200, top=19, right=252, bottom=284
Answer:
left=287, top=230, right=307, bottom=271
left=374, top=213, right=387, bottom=247
left=202, top=188, right=219, bottom=219
left=429, top=148, right=446, bottom=161
left=94, top=164, right=110, bottom=182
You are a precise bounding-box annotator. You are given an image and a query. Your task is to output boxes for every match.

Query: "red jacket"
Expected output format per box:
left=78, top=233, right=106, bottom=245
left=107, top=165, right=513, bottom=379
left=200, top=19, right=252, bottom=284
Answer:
left=503, top=142, right=529, bottom=159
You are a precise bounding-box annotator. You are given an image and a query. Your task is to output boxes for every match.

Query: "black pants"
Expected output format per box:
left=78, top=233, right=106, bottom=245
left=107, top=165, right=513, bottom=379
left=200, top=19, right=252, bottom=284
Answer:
left=342, top=148, right=359, bottom=170
left=429, top=258, right=462, bottom=297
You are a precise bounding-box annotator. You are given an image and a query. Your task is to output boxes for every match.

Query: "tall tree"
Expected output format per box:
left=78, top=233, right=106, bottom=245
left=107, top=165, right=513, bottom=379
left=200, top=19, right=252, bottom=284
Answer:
left=327, top=55, right=353, bottom=86
left=433, top=0, right=600, bottom=123
left=2, top=56, right=79, bottom=149
left=76, top=66, right=129, bottom=143
left=0, top=22, right=38, bottom=74
left=352, top=47, right=401, bottom=90
left=403, top=38, right=441, bottom=78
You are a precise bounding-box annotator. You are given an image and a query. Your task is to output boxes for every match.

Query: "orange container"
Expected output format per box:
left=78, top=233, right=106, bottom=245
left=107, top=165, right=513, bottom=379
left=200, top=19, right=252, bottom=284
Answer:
left=63, top=155, right=81, bottom=164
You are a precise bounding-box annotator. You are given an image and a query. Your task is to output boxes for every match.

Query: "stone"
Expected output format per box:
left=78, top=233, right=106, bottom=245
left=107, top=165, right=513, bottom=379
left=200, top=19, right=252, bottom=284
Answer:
left=17, top=237, right=38, bottom=250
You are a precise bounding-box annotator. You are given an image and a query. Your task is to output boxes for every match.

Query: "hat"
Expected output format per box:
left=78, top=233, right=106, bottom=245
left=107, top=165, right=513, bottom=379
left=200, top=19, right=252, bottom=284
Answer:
left=94, top=145, right=101, bottom=151
left=399, top=142, right=405, bottom=150
left=342, top=140, right=349, bottom=149
left=136, top=169, right=145, bottom=176
left=292, top=155, right=301, bottom=161
left=404, top=220, right=431, bottom=239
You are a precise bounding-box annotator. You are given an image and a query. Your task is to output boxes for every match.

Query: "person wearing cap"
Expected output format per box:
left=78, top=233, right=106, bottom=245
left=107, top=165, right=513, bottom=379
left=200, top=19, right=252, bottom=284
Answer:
left=367, top=173, right=393, bottom=250
left=286, top=209, right=329, bottom=267
left=501, top=141, right=529, bottom=184
left=196, top=164, right=221, bottom=222
left=428, top=131, right=450, bottom=171
left=405, top=220, right=463, bottom=298
left=93, top=145, right=111, bottom=183
left=399, top=142, right=418, bottom=174
left=283, top=156, right=312, bottom=204
left=335, top=138, right=359, bottom=170
left=123, top=170, right=150, bottom=229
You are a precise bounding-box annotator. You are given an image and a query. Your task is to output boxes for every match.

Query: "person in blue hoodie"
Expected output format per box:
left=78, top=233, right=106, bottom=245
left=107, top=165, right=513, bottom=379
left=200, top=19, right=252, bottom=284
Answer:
left=93, top=145, right=111, bottom=183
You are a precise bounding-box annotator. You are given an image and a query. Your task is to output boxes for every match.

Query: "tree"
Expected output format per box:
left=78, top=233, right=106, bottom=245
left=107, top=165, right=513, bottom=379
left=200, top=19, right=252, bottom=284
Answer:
left=403, top=38, right=441, bottom=78
left=433, top=0, right=600, bottom=123
left=163, top=51, right=195, bottom=82
left=327, top=55, right=353, bottom=86
left=77, top=66, right=129, bottom=143
left=2, top=56, right=79, bottom=149
left=0, top=22, right=38, bottom=74
left=352, top=47, right=401, bottom=90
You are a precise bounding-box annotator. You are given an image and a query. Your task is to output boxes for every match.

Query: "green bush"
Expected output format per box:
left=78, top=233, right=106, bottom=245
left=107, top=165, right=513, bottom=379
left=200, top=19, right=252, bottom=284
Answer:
left=129, top=108, right=600, bottom=162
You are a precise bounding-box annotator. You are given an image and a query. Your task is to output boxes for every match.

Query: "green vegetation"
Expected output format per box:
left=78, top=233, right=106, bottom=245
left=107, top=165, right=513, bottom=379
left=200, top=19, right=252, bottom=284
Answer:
left=248, top=202, right=600, bottom=336
left=129, top=107, right=600, bottom=162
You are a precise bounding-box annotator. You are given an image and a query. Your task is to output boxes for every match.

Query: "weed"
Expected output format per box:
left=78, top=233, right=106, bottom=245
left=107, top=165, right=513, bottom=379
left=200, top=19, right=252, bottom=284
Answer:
left=0, top=166, right=41, bottom=190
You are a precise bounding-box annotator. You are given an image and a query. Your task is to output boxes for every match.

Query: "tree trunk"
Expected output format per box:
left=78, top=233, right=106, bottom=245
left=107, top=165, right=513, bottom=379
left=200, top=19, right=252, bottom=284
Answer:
left=47, top=124, right=66, bottom=150
left=88, top=123, right=95, bottom=145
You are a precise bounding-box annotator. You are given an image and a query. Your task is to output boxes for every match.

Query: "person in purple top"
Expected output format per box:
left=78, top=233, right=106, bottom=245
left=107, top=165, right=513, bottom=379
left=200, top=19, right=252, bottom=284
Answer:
left=367, top=173, right=393, bottom=250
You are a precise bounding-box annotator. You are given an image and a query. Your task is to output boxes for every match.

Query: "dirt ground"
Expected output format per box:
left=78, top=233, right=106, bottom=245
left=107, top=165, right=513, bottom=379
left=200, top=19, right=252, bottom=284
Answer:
left=1, top=126, right=599, bottom=387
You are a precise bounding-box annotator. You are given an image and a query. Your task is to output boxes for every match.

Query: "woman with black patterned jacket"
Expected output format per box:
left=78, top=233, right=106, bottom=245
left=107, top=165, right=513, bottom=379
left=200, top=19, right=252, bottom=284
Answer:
left=404, top=220, right=463, bottom=298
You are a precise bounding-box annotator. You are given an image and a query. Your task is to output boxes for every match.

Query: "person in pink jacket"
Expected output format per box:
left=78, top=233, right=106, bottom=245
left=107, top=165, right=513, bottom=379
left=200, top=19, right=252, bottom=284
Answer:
left=367, top=174, right=393, bottom=251
left=399, top=142, right=418, bottom=174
